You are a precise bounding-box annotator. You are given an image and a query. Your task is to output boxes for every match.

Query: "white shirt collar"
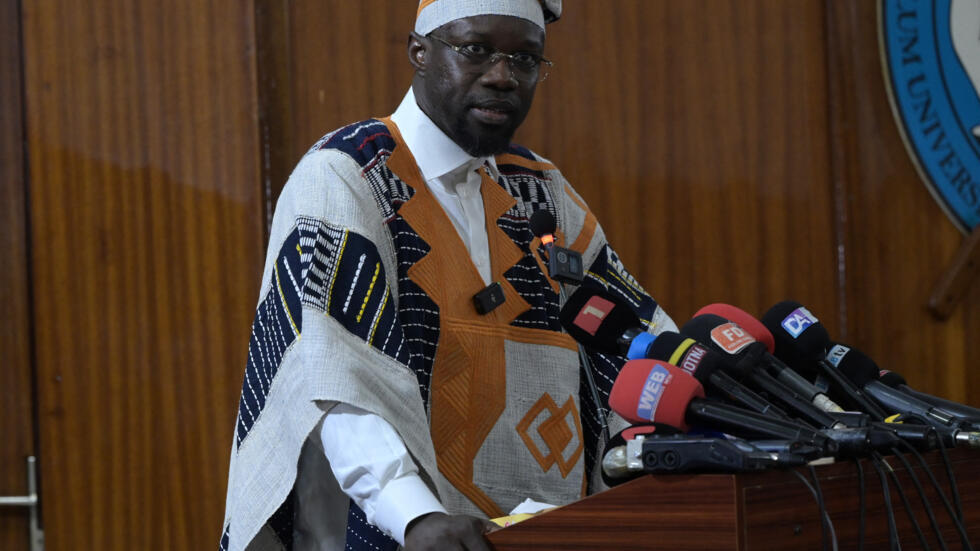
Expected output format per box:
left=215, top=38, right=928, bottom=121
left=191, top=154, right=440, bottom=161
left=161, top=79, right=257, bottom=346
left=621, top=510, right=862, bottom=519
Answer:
left=389, top=87, right=498, bottom=183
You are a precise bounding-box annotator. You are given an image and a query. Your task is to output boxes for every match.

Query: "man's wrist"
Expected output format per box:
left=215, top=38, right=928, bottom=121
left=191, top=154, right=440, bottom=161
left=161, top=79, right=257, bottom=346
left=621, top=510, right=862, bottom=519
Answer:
left=373, top=475, right=446, bottom=545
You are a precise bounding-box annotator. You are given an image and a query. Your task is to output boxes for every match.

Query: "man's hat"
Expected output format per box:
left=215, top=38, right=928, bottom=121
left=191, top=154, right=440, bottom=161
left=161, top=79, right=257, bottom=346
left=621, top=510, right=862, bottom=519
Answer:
left=415, top=0, right=562, bottom=36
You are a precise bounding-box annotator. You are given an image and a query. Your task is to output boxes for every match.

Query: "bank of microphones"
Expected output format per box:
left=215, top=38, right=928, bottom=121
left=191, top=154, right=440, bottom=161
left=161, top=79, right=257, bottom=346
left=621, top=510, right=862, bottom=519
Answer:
left=559, top=286, right=978, bottom=550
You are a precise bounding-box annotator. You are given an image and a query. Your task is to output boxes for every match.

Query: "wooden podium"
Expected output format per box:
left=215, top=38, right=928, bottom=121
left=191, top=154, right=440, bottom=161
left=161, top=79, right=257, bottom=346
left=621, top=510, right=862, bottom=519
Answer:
left=487, top=449, right=979, bottom=550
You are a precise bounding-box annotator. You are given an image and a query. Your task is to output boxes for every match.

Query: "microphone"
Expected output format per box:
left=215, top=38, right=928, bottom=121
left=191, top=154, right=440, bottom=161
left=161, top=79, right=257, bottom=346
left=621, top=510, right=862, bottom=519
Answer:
left=559, top=286, right=656, bottom=358
left=601, top=434, right=806, bottom=476
left=680, top=314, right=848, bottom=429
left=600, top=424, right=679, bottom=485
left=643, top=330, right=791, bottom=420
left=872, top=368, right=980, bottom=424
left=829, top=345, right=964, bottom=426
left=694, top=303, right=775, bottom=353
left=829, top=344, right=980, bottom=448
left=609, top=359, right=837, bottom=454
left=529, top=210, right=583, bottom=284
left=760, top=301, right=889, bottom=419
left=695, top=303, right=845, bottom=414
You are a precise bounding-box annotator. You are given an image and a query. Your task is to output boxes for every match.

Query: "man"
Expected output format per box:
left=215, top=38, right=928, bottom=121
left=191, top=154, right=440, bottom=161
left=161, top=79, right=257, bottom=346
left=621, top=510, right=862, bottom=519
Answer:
left=221, top=1, right=675, bottom=549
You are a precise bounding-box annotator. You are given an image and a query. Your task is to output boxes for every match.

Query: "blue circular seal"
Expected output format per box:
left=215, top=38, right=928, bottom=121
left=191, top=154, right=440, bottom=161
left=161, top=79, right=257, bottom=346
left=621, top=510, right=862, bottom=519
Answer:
left=881, top=0, right=980, bottom=233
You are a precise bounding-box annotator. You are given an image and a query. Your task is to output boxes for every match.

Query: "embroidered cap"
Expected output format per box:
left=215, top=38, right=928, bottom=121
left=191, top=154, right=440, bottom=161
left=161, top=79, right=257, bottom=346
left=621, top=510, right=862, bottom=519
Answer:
left=415, top=0, right=562, bottom=36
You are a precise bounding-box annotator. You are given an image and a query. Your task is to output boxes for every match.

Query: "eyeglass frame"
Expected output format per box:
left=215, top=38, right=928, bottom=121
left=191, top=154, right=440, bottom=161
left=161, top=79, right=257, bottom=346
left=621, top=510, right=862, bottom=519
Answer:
left=425, top=34, right=554, bottom=82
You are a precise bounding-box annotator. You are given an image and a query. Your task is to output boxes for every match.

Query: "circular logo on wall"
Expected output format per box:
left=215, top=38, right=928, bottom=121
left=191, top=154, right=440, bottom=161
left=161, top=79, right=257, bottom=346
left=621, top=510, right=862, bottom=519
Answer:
left=881, top=0, right=980, bottom=233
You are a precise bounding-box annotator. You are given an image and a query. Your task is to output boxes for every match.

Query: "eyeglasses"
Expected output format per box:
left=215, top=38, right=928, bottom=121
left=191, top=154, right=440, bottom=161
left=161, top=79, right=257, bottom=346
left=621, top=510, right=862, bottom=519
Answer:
left=428, top=35, right=553, bottom=82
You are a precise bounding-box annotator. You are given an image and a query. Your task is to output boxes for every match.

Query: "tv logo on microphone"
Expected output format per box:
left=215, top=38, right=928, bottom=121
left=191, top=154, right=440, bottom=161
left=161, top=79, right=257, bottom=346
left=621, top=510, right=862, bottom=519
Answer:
left=637, top=364, right=672, bottom=421
left=679, top=344, right=709, bottom=376
left=710, top=322, right=755, bottom=354
left=781, top=307, right=818, bottom=338
left=826, top=344, right=850, bottom=367
left=572, top=296, right=616, bottom=336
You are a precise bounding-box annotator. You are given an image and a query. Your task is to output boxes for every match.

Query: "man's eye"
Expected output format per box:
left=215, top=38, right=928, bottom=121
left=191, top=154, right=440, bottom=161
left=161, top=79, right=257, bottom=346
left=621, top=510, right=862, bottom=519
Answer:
left=512, top=53, right=538, bottom=67
left=460, top=44, right=490, bottom=57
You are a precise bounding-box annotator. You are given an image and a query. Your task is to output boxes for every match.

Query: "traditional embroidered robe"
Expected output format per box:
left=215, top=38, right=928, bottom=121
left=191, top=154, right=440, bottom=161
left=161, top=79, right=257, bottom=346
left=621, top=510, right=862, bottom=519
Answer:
left=220, top=118, right=676, bottom=550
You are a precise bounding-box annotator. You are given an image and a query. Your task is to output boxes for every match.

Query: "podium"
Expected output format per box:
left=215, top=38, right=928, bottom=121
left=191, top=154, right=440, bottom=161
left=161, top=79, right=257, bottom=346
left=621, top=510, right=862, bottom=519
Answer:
left=487, top=448, right=979, bottom=550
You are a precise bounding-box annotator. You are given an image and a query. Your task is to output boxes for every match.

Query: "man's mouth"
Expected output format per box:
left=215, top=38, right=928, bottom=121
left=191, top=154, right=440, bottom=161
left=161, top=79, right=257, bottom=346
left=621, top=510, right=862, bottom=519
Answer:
left=470, top=101, right=516, bottom=125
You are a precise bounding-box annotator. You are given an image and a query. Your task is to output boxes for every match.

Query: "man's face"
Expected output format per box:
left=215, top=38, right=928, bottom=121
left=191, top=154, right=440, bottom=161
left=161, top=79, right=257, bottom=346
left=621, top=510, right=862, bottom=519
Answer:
left=412, top=15, right=546, bottom=157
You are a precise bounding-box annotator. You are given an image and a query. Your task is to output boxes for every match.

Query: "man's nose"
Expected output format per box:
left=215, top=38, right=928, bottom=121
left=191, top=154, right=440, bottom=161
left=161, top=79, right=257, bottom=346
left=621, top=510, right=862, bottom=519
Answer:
left=481, top=57, right=519, bottom=89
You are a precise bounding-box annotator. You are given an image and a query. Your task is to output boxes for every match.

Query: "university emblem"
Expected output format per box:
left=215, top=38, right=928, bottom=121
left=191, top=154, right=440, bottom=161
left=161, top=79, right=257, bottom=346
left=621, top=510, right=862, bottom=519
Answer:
left=881, top=0, right=980, bottom=232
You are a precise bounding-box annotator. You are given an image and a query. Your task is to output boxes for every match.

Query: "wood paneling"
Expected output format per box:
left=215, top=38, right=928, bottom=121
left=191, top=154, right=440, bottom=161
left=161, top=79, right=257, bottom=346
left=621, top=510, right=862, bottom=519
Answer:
left=20, top=1, right=263, bottom=548
left=286, top=0, right=417, bottom=165
left=826, top=1, right=980, bottom=405
left=518, top=0, right=840, bottom=330
left=0, top=0, right=34, bottom=549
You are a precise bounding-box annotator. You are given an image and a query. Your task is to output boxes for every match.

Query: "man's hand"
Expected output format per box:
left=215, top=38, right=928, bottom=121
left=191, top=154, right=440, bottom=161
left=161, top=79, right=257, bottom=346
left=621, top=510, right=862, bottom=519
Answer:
left=404, top=512, right=493, bottom=551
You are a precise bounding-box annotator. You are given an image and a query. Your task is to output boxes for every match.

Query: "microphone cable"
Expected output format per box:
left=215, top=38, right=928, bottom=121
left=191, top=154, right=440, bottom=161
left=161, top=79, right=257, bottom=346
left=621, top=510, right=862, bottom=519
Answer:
left=935, top=443, right=964, bottom=525
left=532, top=210, right=610, bottom=447
left=900, top=441, right=974, bottom=551
left=561, top=285, right=611, bottom=448
left=874, top=452, right=930, bottom=550
left=870, top=455, right=901, bottom=550
left=890, top=445, right=948, bottom=551
left=791, top=467, right=838, bottom=551
left=853, top=457, right=866, bottom=551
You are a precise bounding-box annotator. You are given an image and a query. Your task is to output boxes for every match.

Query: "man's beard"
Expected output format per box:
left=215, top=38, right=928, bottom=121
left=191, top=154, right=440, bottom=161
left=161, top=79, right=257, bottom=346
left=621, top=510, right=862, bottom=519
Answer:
left=451, top=119, right=516, bottom=157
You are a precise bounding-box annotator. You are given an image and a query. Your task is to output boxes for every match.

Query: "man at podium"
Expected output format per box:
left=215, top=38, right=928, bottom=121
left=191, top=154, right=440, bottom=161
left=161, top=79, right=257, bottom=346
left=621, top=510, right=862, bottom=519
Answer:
left=220, top=1, right=676, bottom=549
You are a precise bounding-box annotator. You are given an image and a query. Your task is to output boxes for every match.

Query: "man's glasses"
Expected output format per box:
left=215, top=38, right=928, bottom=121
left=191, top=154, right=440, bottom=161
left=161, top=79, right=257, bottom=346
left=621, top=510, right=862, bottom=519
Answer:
left=429, top=35, right=553, bottom=82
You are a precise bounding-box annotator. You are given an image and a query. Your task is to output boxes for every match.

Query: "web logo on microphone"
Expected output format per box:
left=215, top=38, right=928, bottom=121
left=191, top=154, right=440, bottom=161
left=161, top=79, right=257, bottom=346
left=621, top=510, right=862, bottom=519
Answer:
left=781, top=307, right=818, bottom=338
left=572, top=296, right=616, bottom=336
left=637, top=364, right=672, bottom=421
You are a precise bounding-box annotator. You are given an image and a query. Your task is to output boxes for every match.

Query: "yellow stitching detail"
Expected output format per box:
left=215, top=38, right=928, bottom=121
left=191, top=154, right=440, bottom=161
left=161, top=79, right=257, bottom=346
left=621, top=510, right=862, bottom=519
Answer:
left=276, top=260, right=300, bottom=335
left=357, top=262, right=380, bottom=323
left=369, top=286, right=389, bottom=343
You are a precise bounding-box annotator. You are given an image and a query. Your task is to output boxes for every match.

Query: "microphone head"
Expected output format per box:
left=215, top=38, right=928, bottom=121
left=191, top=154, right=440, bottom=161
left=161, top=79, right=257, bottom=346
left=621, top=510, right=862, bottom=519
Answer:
left=560, top=286, right=642, bottom=356
left=695, top=303, right=776, bottom=354
left=827, top=344, right=879, bottom=387
left=760, top=301, right=832, bottom=367
left=609, top=360, right=705, bottom=430
left=645, top=331, right=723, bottom=385
left=878, top=370, right=908, bottom=388
left=680, top=314, right=757, bottom=357
left=529, top=209, right=557, bottom=238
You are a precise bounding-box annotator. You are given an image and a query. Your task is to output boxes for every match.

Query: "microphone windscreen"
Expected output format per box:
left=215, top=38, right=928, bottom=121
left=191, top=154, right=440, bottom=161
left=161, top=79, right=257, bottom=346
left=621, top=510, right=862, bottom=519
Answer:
left=529, top=210, right=557, bottom=238
left=831, top=346, right=879, bottom=387
left=760, top=301, right=832, bottom=366
left=695, top=303, right=776, bottom=354
left=609, top=360, right=705, bottom=430
left=559, top=286, right=641, bottom=355
left=680, top=314, right=757, bottom=357
left=878, top=370, right=909, bottom=388
left=645, top=331, right=722, bottom=385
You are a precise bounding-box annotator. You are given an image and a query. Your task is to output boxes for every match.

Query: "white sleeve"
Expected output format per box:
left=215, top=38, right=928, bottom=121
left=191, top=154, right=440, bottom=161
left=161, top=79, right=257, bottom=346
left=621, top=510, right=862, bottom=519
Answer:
left=320, top=403, right=447, bottom=545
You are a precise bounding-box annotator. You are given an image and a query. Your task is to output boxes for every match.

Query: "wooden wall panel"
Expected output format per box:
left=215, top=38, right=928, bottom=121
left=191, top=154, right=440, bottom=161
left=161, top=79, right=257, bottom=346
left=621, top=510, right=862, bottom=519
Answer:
left=277, top=0, right=840, bottom=331
left=20, top=1, right=263, bottom=548
left=519, top=0, right=840, bottom=329
left=826, top=1, right=980, bottom=405
left=286, top=0, right=416, bottom=162
left=0, top=0, right=34, bottom=548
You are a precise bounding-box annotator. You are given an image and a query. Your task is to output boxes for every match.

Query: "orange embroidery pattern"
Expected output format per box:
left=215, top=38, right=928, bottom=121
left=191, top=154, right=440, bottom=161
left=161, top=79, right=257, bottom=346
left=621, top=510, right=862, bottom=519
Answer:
left=516, top=394, right=584, bottom=478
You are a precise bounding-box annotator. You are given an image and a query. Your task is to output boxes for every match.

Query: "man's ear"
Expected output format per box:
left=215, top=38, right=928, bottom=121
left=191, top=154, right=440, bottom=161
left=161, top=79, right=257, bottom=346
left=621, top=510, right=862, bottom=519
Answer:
left=407, top=32, right=427, bottom=72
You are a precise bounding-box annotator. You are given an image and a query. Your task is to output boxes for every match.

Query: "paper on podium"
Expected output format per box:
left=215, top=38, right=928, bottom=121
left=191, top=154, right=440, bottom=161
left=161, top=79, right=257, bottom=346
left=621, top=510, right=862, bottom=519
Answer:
left=490, top=498, right=558, bottom=527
